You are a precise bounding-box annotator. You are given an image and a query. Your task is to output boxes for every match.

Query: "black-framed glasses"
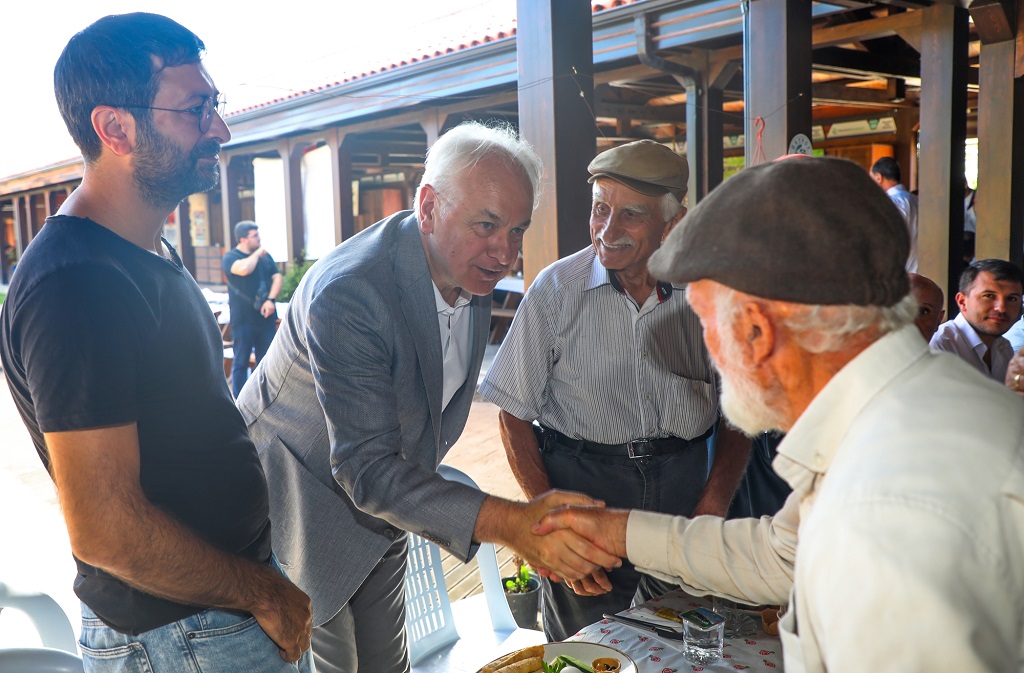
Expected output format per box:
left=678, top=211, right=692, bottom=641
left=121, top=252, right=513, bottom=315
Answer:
left=110, top=93, right=227, bottom=134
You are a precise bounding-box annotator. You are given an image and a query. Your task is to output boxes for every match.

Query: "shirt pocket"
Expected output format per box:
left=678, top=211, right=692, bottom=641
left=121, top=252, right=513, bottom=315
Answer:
left=778, top=589, right=816, bottom=673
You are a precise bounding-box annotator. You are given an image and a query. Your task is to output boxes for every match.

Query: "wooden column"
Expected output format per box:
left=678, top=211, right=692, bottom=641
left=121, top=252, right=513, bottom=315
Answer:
left=743, top=0, right=813, bottom=164
left=419, top=110, right=449, bottom=147
left=517, top=0, right=595, bottom=285
left=327, top=130, right=355, bottom=244
left=220, top=155, right=243, bottom=249
left=12, top=194, right=25, bottom=258
left=281, top=140, right=312, bottom=265
left=917, top=4, right=969, bottom=307
left=893, top=109, right=919, bottom=192
left=976, top=39, right=1024, bottom=266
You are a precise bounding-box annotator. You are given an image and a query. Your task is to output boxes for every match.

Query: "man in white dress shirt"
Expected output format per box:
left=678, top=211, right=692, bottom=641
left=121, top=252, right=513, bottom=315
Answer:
left=930, top=258, right=1023, bottom=382
left=870, top=156, right=919, bottom=272
left=532, top=157, right=1024, bottom=673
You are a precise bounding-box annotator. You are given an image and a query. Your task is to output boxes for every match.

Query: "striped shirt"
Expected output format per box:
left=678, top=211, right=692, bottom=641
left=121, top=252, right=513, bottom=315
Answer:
left=479, top=247, right=718, bottom=444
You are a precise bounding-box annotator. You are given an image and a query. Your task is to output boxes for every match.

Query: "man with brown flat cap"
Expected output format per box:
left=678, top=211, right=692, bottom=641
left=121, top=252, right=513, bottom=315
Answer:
left=532, top=156, right=1024, bottom=671
left=479, top=139, right=751, bottom=640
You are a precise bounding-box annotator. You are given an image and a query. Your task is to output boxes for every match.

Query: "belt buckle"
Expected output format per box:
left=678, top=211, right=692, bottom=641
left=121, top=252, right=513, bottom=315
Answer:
left=627, top=438, right=652, bottom=459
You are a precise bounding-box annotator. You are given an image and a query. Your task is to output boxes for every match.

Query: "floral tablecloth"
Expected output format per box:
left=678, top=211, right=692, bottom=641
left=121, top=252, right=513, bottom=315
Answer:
left=568, top=589, right=784, bottom=672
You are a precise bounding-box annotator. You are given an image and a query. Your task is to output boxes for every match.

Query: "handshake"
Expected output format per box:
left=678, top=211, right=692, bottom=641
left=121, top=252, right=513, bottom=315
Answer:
left=476, top=491, right=632, bottom=598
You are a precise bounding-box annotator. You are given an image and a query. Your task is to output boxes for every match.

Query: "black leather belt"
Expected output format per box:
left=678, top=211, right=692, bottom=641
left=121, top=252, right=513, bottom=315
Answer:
left=537, top=424, right=713, bottom=458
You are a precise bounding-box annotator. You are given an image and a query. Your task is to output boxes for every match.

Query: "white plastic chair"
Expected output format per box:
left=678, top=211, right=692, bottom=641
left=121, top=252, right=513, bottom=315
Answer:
left=0, top=582, right=83, bottom=672
left=0, top=648, right=85, bottom=673
left=405, top=464, right=543, bottom=671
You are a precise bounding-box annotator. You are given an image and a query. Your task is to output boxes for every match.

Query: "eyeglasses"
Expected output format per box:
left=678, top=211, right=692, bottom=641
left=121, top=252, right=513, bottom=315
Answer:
left=111, top=93, right=227, bottom=134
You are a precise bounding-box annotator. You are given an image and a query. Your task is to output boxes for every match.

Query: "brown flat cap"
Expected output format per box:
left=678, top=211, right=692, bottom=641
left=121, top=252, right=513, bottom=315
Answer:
left=588, top=139, right=689, bottom=202
left=648, top=156, right=910, bottom=306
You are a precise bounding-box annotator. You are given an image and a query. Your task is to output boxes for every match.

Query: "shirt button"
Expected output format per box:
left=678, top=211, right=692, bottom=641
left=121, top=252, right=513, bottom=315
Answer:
left=385, top=528, right=396, bottom=540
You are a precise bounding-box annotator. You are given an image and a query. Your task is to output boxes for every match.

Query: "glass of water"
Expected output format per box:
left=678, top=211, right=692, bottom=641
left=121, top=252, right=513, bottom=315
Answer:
left=681, top=607, right=725, bottom=665
left=712, top=595, right=758, bottom=638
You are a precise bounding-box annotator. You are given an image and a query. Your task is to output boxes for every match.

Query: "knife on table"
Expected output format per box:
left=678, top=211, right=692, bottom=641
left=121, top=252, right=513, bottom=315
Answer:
left=602, top=613, right=684, bottom=640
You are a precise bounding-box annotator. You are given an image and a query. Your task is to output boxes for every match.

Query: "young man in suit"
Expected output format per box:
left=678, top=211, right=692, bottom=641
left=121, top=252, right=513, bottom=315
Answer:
left=237, top=121, right=621, bottom=673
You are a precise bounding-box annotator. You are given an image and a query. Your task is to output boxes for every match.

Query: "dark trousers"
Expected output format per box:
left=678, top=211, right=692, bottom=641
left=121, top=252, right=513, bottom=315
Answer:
left=230, top=320, right=276, bottom=397
left=539, top=432, right=709, bottom=641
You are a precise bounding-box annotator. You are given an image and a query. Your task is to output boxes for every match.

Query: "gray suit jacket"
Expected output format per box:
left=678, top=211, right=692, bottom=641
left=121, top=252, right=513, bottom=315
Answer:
left=237, top=211, right=490, bottom=626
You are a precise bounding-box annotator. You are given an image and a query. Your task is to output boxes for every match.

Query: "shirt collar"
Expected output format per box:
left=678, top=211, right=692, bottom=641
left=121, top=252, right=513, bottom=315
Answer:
left=953, top=311, right=987, bottom=355
left=583, top=250, right=674, bottom=302
left=432, top=283, right=471, bottom=314
left=773, top=325, right=928, bottom=494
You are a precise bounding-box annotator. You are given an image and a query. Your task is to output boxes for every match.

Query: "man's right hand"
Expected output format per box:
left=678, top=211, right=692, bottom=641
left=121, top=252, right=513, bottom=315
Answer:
left=532, top=505, right=631, bottom=560
left=249, top=567, right=313, bottom=663
left=475, top=491, right=622, bottom=585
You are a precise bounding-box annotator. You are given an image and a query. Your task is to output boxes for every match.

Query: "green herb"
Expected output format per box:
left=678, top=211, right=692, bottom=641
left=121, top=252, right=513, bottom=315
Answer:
left=504, top=560, right=535, bottom=594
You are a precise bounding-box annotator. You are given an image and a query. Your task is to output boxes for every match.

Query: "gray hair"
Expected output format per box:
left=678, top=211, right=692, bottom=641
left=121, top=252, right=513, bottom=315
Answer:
left=415, top=121, right=544, bottom=211
left=660, top=192, right=683, bottom=222
left=711, top=285, right=918, bottom=354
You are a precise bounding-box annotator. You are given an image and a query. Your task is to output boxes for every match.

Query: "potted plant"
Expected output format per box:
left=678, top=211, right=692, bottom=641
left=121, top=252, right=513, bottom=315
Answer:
left=502, top=556, right=540, bottom=629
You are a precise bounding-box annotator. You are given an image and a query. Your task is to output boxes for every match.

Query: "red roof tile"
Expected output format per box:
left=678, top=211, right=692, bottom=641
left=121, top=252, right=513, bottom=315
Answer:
left=230, top=0, right=640, bottom=115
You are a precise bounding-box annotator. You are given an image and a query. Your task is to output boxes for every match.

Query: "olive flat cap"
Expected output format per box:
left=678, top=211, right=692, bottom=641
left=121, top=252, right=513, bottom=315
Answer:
left=648, top=156, right=910, bottom=306
left=588, top=139, right=689, bottom=202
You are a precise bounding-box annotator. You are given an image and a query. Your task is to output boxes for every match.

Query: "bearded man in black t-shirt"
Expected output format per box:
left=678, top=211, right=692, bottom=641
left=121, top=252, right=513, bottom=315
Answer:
left=0, top=13, right=311, bottom=672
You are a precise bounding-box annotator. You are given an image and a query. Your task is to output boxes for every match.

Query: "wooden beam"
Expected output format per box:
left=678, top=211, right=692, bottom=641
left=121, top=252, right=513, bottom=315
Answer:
left=811, top=81, right=916, bottom=106
left=517, top=0, right=595, bottom=285
left=594, top=101, right=689, bottom=122
left=812, top=10, right=922, bottom=49
left=968, top=0, right=1015, bottom=44
left=917, top=4, right=970, bottom=308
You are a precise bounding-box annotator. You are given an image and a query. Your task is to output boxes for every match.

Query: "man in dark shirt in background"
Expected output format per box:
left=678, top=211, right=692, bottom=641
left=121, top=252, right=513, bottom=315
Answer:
left=223, top=220, right=282, bottom=397
left=0, top=13, right=311, bottom=671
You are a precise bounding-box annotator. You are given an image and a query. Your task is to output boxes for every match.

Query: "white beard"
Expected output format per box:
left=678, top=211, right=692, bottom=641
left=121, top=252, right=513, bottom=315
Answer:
left=714, top=325, right=788, bottom=437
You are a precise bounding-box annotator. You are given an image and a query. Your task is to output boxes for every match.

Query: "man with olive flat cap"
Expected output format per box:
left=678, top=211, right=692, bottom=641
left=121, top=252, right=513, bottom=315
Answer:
left=480, top=139, right=752, bottom=640
left=531, top=156, right=1024, bottom=672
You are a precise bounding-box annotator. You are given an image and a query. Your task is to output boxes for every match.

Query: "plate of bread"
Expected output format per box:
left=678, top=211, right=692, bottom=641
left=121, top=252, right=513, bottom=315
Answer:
left=477, top=642, right=636, bottom=673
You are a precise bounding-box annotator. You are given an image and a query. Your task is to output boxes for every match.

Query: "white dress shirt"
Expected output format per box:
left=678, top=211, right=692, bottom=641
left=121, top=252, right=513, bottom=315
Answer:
left=886, top=184, right=919, bottom=272
left=432, top=283, right=472, bottom=411
left=930, top=312, right=1013, bottom=382
left=628, top=325, right=1024, bottom=672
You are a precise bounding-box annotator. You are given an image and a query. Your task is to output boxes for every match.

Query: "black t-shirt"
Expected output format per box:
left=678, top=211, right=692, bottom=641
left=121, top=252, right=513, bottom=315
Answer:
left=0, top=216, right=272, bottom=635
left=222, top=248, right=278, bottom=327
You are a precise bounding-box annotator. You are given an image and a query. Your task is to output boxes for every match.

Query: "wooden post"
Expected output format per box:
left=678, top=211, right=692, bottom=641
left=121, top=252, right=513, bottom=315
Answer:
left=976, top=39, right=1017, bottom=262
left=917, top=4, right=969, bottom=308
left=328, top=130, right=355, bottom=244
left=516, top=0, right=595, bottom=286
left=220, top=155, right=243, bottom=250
left=743, top=0, right=813, bottom=164
left=282, top=140, right=312, bottom=266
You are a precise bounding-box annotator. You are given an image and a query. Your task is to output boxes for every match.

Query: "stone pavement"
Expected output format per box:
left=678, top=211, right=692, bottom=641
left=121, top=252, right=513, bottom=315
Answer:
left=0, top=377, right=524, bottom=647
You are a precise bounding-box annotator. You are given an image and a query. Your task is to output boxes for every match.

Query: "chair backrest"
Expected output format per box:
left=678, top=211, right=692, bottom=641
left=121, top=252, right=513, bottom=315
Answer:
left=435, top=466, right=517, bottom=634
left=0, top=648, right=85, bottom=673
left=404, top=525, right=458, bottom=666
left=0, top=583, right=78, bottom=654
left=404, top=465, right=519, bottom=665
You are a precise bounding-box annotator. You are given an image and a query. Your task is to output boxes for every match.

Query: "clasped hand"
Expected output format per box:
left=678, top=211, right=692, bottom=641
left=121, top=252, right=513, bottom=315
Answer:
left=530, top=503, right=631, bottom=596
left=514, top=493, right=632, bottom=596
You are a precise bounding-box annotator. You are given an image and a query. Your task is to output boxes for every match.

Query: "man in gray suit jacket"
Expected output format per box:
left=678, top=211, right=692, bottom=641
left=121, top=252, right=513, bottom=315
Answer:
left=237, top=122, right=620, bottom=673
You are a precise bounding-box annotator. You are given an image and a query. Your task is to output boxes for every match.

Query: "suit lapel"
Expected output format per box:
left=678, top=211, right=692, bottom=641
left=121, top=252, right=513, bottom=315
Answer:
left=392, top=214, right=444, bottom=446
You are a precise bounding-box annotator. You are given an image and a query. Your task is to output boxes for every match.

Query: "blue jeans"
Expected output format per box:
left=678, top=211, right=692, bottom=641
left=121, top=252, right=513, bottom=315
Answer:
left=78, top=558, right=314, bottom=673
left=231, top=320, right=276, bottom=398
